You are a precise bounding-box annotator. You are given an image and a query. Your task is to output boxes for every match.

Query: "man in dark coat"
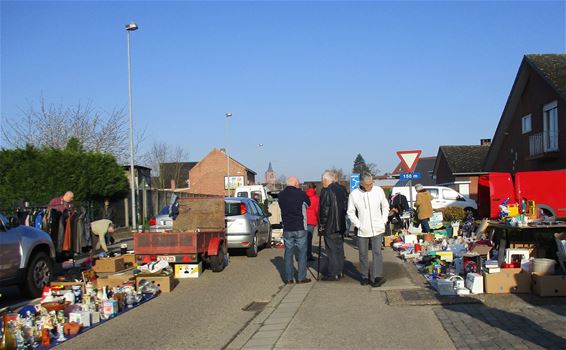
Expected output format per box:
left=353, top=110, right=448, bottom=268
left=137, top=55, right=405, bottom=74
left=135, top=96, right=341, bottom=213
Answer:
left=278, top=176, right=311, bottom=284
left=318, top=171, right=348, bottom=281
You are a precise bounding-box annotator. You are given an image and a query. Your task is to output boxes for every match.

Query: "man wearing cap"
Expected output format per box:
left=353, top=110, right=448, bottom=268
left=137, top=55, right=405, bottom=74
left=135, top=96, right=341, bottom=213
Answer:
left=415, top=184, right=433, bottom=233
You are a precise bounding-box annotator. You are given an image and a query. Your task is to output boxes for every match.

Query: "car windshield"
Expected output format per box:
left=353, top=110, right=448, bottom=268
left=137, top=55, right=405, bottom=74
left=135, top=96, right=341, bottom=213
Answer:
left=158, top=206, right=170, bottom=216
left=225, top=202, right=241, bottom=216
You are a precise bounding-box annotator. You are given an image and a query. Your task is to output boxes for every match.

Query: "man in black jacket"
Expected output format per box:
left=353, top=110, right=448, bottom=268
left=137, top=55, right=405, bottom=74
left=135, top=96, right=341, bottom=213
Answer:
left=318, top=171, right=348, bottom=281
left=278, top=176, right=311, bottom=284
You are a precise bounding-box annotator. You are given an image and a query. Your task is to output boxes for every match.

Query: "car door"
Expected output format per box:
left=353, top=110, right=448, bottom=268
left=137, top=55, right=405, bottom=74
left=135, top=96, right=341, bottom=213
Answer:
left=252, top=202, right=269, bottom=243
left=442, top=189, right=463, bottom=208
left=246, top=200, right=261, bottom=239
left=0, top=214, right=22, bottom=281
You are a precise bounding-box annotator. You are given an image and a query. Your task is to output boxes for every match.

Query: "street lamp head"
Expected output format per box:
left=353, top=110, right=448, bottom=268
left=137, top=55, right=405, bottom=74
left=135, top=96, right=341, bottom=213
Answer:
left=225, top=112, right=232, bottom=118
left=125, top=22, right=139, bottom=31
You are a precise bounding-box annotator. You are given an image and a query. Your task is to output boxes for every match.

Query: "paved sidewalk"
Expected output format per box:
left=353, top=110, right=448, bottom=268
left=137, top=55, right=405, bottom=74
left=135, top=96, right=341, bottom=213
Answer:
left=229, top=237, right=455, bottom=349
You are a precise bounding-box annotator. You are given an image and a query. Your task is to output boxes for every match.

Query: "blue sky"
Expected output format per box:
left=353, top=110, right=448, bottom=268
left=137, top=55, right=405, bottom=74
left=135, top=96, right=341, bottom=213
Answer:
left=2, top=1, right=565, bottom=182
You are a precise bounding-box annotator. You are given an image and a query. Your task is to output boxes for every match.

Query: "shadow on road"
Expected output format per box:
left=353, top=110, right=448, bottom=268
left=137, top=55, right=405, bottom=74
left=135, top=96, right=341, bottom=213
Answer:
left=442, top=303, right=566, bottom=349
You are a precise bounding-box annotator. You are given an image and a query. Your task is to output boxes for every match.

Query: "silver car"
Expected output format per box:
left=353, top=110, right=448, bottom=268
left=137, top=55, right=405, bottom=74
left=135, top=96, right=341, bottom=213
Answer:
left=0, top=213, right=56, bottom=297
left=225, top=197, right=271, bottom=257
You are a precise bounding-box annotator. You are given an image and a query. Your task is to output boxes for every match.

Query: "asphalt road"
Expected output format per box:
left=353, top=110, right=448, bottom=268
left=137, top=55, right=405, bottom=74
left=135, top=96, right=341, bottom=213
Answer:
left=56, top=245, right=287, bottom=350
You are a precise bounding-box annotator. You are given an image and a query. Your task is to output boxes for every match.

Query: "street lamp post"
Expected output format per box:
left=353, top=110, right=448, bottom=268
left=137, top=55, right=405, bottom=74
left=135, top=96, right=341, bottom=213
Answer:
left=126, top=22, right=138, bottom=230
left=225, top=112, right=232, bottom=196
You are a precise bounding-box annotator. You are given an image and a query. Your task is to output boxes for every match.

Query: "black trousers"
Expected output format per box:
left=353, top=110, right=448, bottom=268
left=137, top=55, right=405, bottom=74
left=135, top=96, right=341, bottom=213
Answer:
left=324, top=232, right=344, bottom=277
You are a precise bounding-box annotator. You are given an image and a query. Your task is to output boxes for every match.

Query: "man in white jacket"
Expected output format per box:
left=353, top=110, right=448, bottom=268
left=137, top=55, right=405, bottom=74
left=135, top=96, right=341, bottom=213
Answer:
left=347, top=174, right=390, bottom=287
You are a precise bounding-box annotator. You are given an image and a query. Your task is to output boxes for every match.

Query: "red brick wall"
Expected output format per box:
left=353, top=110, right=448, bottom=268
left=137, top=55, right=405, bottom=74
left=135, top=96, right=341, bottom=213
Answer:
left=188, top=149, right=256, bottom=196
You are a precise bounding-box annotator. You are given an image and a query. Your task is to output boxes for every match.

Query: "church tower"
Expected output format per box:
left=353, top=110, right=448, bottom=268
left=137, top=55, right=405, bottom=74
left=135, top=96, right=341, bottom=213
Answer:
left=265, top=162, right=276, bottom=190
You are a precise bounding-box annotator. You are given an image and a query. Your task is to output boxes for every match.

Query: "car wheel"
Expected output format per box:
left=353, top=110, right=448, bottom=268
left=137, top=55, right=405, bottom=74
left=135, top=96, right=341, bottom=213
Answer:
left=246, top=233, right=259, bottom=257
left=209, top=244, right=226, bottom=272
left=22, top=251, right=53, bottom=298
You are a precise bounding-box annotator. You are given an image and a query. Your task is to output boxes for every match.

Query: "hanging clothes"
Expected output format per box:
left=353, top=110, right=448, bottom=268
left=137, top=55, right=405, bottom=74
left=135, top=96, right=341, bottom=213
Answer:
left=57, top=210, right=68, bottom=253
left=48, top=209, right=61, bottom=250
left=63, top=211, right=75, bottom=252
left=35, top=209, right=45, bottom=229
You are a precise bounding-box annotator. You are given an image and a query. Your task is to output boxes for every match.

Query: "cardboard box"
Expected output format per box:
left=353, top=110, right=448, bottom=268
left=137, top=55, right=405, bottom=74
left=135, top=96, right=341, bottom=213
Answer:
left=50, top=281, right=84, bottom=290
left=484, top=268, right=531, bottom=294
left=384, top=235, right=395, bottom=247
left=93, top=257, right=125, bottom=273
left=469, top=244, right=492, bottom=256
left=136, top=274, right=175, bottom=293
left=532, top=273, right=566, bottom=297
left=175, top=263, right=202, bottom=278
left=122, top=254, right=138, bottom=267
left=96, top=272, right=135, bottom=289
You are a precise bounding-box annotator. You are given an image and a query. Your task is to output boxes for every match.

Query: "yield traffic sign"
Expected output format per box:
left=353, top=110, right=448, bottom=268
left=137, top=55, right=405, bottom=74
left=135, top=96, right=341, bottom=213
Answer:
left=396, top=150, right=422, bottom=172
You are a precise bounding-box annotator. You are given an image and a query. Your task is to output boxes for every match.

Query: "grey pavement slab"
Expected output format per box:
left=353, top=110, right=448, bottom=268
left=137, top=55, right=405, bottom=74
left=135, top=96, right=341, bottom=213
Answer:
left=272, top=241, right=455, bottom=349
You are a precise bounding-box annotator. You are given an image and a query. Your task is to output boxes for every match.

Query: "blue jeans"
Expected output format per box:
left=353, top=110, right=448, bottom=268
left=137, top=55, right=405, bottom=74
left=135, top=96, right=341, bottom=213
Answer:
left=307, top=225, right=315, bottom=258
left=283, top=230, right=308, bottom=282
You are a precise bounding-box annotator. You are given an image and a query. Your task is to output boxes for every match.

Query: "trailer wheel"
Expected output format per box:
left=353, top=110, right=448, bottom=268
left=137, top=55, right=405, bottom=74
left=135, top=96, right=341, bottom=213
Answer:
left=246, top=233, right=259, bottom=257
left=209, top=244, right=226, bottom=272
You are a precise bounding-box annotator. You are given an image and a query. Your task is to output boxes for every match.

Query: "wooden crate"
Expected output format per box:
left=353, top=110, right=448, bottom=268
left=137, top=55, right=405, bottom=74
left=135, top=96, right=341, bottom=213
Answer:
left=173, top=196, right=225, bottom=232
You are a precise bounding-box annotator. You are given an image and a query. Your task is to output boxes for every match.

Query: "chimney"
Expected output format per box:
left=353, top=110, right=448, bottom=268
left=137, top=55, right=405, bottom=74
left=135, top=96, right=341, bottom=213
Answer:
left=480, top=139, right=491, bottom=146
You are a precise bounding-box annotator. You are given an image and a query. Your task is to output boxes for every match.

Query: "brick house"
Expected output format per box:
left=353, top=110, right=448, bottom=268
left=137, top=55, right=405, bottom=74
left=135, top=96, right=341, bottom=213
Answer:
left=432, top=144, right=490, bottom=201
left=187, top=148, right=256, bottom=196
left=484, top=54, right=566, bottom=172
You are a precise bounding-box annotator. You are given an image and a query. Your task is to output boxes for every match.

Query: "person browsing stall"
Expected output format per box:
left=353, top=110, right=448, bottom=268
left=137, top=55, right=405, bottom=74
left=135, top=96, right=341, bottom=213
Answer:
left=414, top=184, right=433, bottom=233
left=47, top=191, right=75, bottom=214
left=347, top=174, right=390, bottom=287
left=278, top=176, right=311, bottom=284
left=318, top=171, right=348, bottom=281
left=91, top=219, right=115, bottom=253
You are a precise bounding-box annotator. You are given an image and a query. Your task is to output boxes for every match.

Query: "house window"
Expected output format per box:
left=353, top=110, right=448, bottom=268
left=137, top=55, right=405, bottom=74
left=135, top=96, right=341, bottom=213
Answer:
left=543, top=101, right=559, bottom=152
left=521, top=114, right=532, bottom=134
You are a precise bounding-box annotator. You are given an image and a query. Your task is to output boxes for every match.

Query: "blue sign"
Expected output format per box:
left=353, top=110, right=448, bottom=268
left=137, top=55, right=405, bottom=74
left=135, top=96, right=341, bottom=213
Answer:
left=400, top=172, right=422, bottom=180
left=350, top=173, right=360, bottom=191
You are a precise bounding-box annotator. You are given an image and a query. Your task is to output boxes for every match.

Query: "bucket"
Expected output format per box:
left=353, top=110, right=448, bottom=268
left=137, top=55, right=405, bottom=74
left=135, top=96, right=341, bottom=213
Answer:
left=532, top=258, right=556, bottom=275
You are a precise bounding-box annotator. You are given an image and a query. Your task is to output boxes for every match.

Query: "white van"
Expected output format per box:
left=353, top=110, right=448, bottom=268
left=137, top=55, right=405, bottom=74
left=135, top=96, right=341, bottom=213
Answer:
left=391, top=185, right=477, bottom=211
left=234, top=185, right=272, bottom=205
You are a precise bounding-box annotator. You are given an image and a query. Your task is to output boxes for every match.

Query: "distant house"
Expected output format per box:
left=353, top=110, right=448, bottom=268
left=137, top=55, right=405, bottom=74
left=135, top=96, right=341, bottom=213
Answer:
left=484, top=54, right=566, bottom=172
left=433, top=144, right=490, bottom=200
left=391, top=156, right=437, bottom=187
left=187, top=148, right=256, bottom=196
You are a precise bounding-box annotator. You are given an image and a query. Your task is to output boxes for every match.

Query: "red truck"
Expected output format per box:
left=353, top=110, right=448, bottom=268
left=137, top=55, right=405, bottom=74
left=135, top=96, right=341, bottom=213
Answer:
left=134, top=196, right=228, bottom=272
left=478, top=171, right=566, bottom=219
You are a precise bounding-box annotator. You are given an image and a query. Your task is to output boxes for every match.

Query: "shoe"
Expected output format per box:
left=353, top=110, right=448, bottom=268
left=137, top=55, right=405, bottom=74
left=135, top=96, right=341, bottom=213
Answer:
left=371, top=277, right=386, bottom=288
left=321, top=275, right=340, bottom=281
left=360, top=278, right=369, bottom=286
left=298, top=278, right=311, bottom=284
left=286, top=280, right=295, bottom=284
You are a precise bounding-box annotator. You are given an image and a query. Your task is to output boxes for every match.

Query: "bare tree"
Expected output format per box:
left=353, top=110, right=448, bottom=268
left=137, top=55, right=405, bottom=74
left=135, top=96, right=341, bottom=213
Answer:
left=144, top=141, right=189, bottom=189
left=2, top=97, right=146, bottom=163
